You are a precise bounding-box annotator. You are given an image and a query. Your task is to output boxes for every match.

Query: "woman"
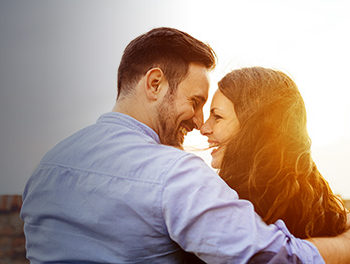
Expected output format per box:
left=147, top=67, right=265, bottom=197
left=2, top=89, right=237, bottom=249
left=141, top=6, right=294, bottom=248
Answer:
left=200, top=67, right=347, bottom=238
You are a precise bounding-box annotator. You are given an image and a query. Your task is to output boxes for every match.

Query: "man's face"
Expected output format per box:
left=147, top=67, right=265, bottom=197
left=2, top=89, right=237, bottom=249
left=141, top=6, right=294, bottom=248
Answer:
left=158, top=63, right=210, bottom=149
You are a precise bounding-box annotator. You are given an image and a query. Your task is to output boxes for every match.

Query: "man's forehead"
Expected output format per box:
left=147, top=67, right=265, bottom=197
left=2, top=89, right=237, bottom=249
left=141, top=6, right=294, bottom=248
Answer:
left=175, top=63, right=210, bottom=98
left=190, top=67, right=210, bottom=90
left=193, top=79, right=210, bottom=101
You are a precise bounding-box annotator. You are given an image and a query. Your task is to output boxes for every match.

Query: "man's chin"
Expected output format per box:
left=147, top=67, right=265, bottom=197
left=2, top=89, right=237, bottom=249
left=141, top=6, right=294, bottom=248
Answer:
left=176, top=132, right=185, bottom=149
left=160, top=136, right=184, bottom=150
left=174, top=140, right=184, bottom=150
left=174, top=142, right=184, bottom=150
left=168, top=143, right=184, bottom=150
left=170, top=138, right=184, bottom=150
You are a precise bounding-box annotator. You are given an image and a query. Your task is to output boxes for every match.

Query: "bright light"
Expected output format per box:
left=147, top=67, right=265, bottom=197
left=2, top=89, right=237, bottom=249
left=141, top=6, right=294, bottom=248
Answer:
left=181, top=0, right=350, bottom=198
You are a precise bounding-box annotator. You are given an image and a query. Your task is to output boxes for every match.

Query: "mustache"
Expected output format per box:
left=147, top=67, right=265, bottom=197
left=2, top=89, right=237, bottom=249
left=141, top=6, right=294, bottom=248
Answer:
left=179, top=120, right=196, bottom=132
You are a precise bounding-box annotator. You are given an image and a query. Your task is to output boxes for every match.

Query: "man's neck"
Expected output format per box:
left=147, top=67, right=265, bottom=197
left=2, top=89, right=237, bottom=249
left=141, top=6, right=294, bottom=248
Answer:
left=112, top=100, right=158, bottom=135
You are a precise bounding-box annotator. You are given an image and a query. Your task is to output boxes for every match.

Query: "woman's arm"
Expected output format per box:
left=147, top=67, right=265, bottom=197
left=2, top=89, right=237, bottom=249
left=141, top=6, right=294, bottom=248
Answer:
left=308, top=213, right=350, bottom=263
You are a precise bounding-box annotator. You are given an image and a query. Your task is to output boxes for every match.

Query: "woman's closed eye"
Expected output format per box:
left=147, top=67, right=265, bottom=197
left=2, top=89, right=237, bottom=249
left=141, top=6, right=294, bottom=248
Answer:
left=213, top=113, right=222, bottom=121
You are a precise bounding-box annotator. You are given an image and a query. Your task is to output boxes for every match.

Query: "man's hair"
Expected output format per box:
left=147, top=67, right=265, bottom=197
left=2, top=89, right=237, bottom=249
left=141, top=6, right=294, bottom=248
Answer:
left=117, top=27, right=216, bottom=98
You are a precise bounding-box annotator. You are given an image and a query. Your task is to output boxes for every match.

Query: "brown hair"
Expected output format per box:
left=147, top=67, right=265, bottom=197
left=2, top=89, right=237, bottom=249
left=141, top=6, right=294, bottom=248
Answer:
left=218, top=67, right=347, bottom=238
left=117, top=27, right=216, bottom=98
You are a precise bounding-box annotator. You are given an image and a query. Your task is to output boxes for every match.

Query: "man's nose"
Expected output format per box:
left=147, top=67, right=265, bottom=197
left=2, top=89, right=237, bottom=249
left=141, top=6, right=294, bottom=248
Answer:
left=200, top=119, right=212, bottom=136
left=193, top=110, right=204, bottom=130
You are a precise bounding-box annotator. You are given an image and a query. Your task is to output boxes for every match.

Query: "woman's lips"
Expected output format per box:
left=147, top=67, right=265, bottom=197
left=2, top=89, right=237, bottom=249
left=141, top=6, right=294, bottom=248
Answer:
left=209, top=142, right=220, bottom=155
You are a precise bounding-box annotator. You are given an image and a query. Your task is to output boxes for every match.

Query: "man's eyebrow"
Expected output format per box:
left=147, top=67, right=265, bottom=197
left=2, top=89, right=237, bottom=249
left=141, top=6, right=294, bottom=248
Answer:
left=193, top=95, right=207, bottom=103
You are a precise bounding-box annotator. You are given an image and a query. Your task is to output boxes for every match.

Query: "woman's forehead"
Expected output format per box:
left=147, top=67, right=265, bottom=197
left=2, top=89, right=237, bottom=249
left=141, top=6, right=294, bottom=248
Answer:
left=211, top=90, right=234, bottom=110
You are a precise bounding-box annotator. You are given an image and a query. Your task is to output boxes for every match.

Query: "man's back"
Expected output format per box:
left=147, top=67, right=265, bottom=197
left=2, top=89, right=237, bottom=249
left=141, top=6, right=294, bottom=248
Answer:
left=21, top=112, right=188, bottom=263
left=21, top=112, right=324, bottom=264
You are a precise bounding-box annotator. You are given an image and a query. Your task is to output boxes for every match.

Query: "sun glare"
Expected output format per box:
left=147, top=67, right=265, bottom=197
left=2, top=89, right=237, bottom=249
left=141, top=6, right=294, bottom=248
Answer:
left=181, top=0, right=350, bottom=198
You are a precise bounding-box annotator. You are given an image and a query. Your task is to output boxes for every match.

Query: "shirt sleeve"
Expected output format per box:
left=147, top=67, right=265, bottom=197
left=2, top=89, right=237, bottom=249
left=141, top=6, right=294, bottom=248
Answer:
left=161, top=154, right=324, bottom=264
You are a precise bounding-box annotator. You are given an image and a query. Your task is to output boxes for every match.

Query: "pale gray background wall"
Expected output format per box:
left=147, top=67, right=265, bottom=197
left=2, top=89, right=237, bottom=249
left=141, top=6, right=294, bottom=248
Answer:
left=0, top=0, right=183, bottom=194
left=1, top=0, right=349, bottom=197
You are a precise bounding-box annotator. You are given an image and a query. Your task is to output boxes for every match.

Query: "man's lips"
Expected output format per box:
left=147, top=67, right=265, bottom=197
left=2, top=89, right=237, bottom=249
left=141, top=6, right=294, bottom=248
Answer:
left=179, top=127, right=188, bottom=136
left=178, top=124, right=193, bottom=136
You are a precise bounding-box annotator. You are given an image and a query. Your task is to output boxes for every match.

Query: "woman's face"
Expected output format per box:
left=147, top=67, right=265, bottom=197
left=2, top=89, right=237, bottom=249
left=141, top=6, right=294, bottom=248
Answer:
left=200, top=89, right=240, bottom=169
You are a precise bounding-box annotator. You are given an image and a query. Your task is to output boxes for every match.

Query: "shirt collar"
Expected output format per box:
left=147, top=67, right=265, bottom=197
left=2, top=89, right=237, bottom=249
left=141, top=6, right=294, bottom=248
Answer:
left=97, top=112, right=161, bottom=144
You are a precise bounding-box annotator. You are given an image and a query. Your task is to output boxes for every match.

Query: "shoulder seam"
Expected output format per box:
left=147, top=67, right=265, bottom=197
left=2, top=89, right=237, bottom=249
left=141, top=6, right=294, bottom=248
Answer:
left=39, top=162, right=163, bottom=185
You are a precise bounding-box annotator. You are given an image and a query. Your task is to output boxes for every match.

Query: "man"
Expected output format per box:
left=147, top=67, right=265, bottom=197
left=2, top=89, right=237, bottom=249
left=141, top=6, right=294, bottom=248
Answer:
left=21, top=27, right=349, bottom=263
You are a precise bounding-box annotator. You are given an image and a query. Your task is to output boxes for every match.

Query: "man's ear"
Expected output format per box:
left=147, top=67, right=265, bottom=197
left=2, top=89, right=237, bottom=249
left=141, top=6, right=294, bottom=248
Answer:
left=144, top=68, right=167, bottom=100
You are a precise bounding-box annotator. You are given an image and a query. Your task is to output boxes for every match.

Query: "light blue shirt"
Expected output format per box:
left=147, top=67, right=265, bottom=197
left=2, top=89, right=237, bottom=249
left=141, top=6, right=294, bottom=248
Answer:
left=21, top=112, right=324, bottom=263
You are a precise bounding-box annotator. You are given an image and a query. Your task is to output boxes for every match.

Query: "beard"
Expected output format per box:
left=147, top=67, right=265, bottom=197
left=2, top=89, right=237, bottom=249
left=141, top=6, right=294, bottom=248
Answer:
left=157, top=95, right=184, bottom=149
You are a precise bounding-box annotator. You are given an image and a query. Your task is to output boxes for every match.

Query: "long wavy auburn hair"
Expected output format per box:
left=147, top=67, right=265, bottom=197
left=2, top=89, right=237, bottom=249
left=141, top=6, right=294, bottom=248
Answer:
left=218, top=67, right=347, bottom=238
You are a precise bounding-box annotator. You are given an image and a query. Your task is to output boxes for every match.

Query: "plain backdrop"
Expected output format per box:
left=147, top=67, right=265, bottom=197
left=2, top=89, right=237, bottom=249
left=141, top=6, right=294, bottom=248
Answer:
left=0, top=0, right=349, bottom=198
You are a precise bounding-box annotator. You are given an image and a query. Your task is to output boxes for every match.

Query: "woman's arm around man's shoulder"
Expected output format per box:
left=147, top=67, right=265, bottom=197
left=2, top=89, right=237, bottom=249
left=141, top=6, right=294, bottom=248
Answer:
left=308, top=212, right=350, bottom=264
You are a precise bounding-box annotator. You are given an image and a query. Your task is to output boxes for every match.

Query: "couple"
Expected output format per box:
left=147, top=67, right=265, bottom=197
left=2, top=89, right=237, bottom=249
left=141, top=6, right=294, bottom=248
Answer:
left=21, top=27, right=349, bottom=263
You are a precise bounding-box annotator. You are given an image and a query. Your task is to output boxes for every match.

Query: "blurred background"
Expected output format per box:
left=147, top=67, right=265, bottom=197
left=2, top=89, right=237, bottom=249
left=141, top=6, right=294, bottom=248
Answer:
left=1, top=0, right=349, bottom=198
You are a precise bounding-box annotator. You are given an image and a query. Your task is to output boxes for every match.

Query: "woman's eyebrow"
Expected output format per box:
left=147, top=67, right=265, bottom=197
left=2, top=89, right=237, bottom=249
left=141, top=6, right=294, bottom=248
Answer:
left=210, top=107, right=219, bottom=114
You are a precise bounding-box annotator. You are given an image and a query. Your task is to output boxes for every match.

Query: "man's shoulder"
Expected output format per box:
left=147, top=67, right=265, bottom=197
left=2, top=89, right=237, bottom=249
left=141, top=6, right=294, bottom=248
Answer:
left=147, top=144, right=208, bottom=168
left=126, top=143, right=210, bottom=183
left=36, top=114, right=212, bottom=186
